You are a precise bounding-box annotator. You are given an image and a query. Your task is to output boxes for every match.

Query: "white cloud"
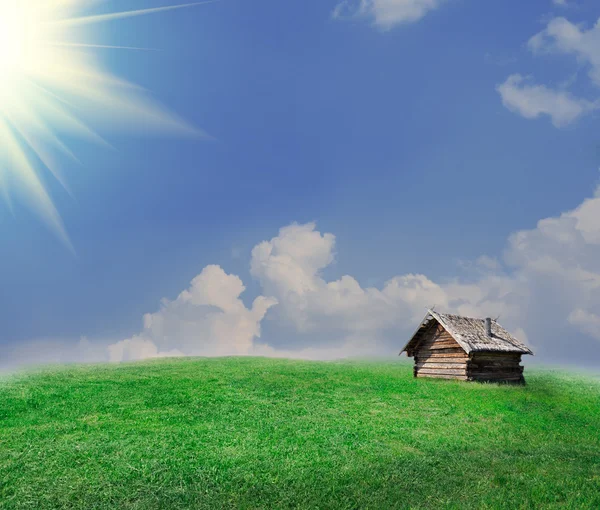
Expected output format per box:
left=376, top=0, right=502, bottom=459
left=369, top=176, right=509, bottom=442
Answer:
left=499, top=15, right=600, bottom=126
left=528, top=17, right=600, bottom=86
left=4, top=186, right=600, bottom=371
left=247, top=191, right=600, bottom=360
left=552, top=0, right=569, bottom=7
left=498, top=190, right=600, bottom=353
left=248, top=210, right=600, bottom=361
left=496, top=74, right=598, bottom=127
left=107, top=265, right=277, bottom=362
left=250, top=223, right=449, bottom=342
left=107, top=338, right=183, bottom=363
left=332, top=0, right=446, bottom=30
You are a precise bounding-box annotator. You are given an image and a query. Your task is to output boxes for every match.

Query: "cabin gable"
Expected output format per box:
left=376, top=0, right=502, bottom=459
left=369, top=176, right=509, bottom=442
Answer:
left=412, top=321, right=469, bottom=380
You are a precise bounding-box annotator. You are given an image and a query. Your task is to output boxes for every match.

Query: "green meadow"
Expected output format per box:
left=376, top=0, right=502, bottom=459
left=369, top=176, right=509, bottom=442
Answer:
left=1, top=357, right=599, bottom=509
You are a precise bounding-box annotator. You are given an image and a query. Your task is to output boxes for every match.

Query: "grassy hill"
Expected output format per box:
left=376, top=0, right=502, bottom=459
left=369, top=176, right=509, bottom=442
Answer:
left=1, top=357, right=599, bottom=509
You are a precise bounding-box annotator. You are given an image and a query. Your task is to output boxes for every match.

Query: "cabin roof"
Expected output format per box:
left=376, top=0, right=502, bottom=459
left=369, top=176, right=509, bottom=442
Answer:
left=401, top=310, right=534, bottom=355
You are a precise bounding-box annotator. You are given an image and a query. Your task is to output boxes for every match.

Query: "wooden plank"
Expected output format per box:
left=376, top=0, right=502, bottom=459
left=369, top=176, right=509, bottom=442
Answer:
left=417, top=352, right=467, bottom=359
left=416, top=358, right=468, bottom=364
left=415, top=350, right=466, bottom=357
left=469, top=366, right=524, bottom=373
left=471, top=351, right=521, bottom=356
left=416, top=358, right=469, bottom=365
left=470, top=369, right=522, bottom=375
left=428, top=339, right=460, bottom=345
left=469, top=371, right=523, bottom=379
left=471, top=353, right=522, bottom=360
left=420, top=334, right=456, bottom=345
left=412, top=325, right=462, bottom=354
left=470, top=375, right=524, bottom=381
left=417, top=358, right=468, bottom=364
left=469, top=364, right=523, bottom=372
left=469, top=367, right=523, bottom=373
left=419, top=340, right=444, bottom=348
left=471, top=358, right=522, bottom=364
left=426, top=343, right=463, bottom=351
left=416, top=373, right=468, bottom=381
left=467, top=374, right=522, bottom=381
left=470, top=358, right=522, bottom=364
left=470, top=359, right=521, bottom=364
left=422, top=333, right=456, bottom=342
left=424, top=342, right=456, bottom=348
left=416, top=356, right=467, bottom=362
left=416, top=368, right=469, bottom=376
left=424, top=336, right=454, bottom=344
left=419, top=345, right=460, bottom=353
left=416, top=368, right=467, bottom=376
left=416, top=362, right=467, bottom=369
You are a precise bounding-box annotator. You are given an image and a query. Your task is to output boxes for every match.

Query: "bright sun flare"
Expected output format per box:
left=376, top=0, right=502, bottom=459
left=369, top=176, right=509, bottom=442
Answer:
left=0, top=1, right=208, bottom=249
left=0, top=6, right=26, bottom=80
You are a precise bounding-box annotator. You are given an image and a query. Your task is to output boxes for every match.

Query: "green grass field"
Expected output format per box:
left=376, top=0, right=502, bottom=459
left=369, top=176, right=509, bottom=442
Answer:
left=1, top=357, right=599, bottom=509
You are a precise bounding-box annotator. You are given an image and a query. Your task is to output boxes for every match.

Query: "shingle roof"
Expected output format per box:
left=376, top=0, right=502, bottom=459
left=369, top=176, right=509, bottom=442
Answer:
left=401, top=310, right=534, bottom=355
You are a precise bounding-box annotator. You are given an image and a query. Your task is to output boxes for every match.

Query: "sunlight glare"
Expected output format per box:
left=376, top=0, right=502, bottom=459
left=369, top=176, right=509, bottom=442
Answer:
left=0, top=3, right=27, bottom=85
left=0, top=0, right=209, bottom=250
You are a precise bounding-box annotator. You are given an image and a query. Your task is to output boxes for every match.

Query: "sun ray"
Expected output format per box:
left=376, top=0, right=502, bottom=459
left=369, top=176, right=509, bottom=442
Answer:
left=46, top=43, right=160, bottom=51
left=0, top=0, right=212, bottom=248
left=0, top=118, right=73, bottom=252
left=51, top=1, right=220, bottom=28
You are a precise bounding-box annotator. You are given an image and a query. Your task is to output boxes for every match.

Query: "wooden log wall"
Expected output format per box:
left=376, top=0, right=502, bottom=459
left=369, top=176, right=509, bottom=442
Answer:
left=467, top=352, right=524, bottom=384
left=411, top=323, right=526, bottom=383
left=413, top=324, right=468, bottom=380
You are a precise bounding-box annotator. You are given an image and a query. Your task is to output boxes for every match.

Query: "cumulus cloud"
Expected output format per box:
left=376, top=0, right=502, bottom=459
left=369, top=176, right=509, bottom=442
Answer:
left=552, top=0, right=569, bottom=7
left=107, top=265, right=277, bottom=362
left=246, top=190, right=600, bottom=363
left=250, top=223, right=450, bottom=352
left=247, top=194, right=600, bottom=363
left=496, top=74, right=598, bottom=127
left=528, top=17, right=600, bottom=86
left=332, top=0, right=446, bottom=30
left=4, top=186, right=600, bottom=371
left=107, top=338, right=183, bottom=363
left=499, top=15, right=600, bottom=126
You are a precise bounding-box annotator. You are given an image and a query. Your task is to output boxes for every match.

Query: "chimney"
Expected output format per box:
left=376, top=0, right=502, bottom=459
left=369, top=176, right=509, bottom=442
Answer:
left=485, top=317, right=492, bottom=337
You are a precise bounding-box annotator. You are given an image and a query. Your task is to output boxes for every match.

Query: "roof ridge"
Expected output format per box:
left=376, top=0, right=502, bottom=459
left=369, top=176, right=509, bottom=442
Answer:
left=435, top=310, right=495, bottom=322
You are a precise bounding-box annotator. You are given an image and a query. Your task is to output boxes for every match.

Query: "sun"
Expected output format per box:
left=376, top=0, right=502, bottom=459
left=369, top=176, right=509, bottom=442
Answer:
left=0, top=0, right=210, bottom=250
left=0, top=3, right=37, bottom=96
left=0, top=4, right=25, bottom=79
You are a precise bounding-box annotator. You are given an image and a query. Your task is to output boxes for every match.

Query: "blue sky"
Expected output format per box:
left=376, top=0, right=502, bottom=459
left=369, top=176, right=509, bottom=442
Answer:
left=2, top=0, right=600, bottom=370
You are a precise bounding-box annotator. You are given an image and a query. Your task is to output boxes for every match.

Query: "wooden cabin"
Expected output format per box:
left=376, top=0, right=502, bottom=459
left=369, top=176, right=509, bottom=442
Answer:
left=401, top=310, right=533, bottom=383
